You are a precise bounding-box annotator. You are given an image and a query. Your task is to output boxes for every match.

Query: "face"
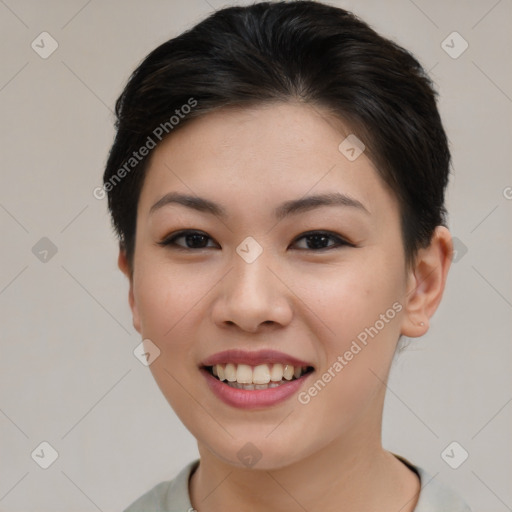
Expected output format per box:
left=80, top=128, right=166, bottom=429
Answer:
left=124, top=102, right=418, bottom=470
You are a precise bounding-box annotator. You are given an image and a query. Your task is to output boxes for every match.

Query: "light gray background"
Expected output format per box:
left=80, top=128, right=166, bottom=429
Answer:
left=1, top=0, right=511, bottom=511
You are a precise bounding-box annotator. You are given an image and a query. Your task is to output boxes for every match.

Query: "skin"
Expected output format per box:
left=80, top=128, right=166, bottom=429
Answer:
left=118, top=102, right=453, bottom=512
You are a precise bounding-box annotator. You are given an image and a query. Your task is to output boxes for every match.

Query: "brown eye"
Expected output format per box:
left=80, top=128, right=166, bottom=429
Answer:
left=158, top=229, right=353, bottom=252
left=158, top=230, right=217, bottom=250
left=292, top=231, right=353, bottom=251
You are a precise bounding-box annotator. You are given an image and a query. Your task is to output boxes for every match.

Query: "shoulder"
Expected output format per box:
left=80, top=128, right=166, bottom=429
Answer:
left=394, top=454, right=472, bottom=512
left=123, top=459, right=199, bottom=512
left=414, top=466, right=472, bottom=512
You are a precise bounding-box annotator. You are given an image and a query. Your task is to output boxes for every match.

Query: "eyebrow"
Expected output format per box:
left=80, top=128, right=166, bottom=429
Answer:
left=149, top=191, right=370, bottom=220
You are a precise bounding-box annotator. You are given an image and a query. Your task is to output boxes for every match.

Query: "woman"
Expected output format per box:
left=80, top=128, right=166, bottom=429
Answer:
left=102, top=2, right=472, bottom=510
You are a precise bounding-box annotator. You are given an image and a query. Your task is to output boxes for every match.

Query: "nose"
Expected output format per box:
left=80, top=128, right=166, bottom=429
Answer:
left=211, top=248, right=293, bottom=333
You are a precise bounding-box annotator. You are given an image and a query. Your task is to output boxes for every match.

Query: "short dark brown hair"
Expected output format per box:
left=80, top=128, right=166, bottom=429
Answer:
left=103, top=0, right=450, bottom=270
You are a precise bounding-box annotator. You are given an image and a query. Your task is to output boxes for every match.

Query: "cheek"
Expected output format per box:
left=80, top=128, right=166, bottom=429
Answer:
left=132, top=263, right=203, bottom=415
left=304, top=255, right=404, bottom=406
left=134, top=258, right=202, bottom=337
left=295, top=269, right=402, bottom=435
left=304, top=256, right=402, bottom=339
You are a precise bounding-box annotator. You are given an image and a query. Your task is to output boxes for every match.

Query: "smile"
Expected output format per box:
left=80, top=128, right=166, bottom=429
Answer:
left=200, top=349, right=315, bottom=408
left=205, top=363, right=314, bottom=390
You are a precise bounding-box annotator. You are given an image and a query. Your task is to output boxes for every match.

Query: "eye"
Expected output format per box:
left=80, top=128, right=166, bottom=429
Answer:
left=158, top=230, right=218, bottom=250
left=291, top=231, right=353, bottom=251
left=158, top=229, right=353, bottom=251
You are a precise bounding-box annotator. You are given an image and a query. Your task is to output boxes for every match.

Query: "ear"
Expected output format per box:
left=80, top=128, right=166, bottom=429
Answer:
left=401, top=226, right=453, bottom=338
left=118, top=246, right=141, bottom=334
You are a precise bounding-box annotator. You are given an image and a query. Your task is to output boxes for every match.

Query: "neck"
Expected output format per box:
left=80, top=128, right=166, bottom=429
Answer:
left=189, top=421, right=420, bottom=512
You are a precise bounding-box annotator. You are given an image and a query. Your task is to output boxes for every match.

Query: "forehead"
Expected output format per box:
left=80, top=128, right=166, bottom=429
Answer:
left=138, top=102, right=398, bottom=221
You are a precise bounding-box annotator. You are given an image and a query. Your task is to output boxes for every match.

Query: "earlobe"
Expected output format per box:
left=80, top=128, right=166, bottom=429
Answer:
left=117, top=247, right=141, bottom=334
left=400, top=226, right=453, bottom=338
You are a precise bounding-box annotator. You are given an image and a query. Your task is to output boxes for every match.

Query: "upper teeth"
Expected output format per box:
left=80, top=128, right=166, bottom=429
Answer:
left=211, top=363, right=308, bottom=384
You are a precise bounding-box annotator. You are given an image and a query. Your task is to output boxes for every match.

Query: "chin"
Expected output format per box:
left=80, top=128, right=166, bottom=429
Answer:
left=199, top=435, right=312, bottom=471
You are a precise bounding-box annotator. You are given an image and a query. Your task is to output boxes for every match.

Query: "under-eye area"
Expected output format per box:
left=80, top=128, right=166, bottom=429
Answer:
left=202, top=363, right=315, bottom=390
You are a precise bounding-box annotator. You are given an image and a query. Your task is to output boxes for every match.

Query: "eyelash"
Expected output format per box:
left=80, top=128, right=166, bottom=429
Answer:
left=158, top=230, right=354, bottom=252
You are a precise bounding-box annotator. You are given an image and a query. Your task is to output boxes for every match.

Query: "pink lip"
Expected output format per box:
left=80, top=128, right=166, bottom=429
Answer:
left=201, top=368, right=313, bottom=409
left=200, top=349, right=313, bottom=368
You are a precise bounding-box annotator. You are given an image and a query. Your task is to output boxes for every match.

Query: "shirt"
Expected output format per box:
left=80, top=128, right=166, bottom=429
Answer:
left=123, top=454, right=472, bottom=511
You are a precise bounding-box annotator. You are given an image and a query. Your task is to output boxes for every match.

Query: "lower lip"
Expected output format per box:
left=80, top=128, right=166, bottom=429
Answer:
left=200, top=368, right=313, bottom=409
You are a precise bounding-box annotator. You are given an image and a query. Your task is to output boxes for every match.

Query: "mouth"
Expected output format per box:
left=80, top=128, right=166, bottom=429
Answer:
left=199, top=349, right=316, bottom=408
left=202, top=363, right=315, bottom=390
